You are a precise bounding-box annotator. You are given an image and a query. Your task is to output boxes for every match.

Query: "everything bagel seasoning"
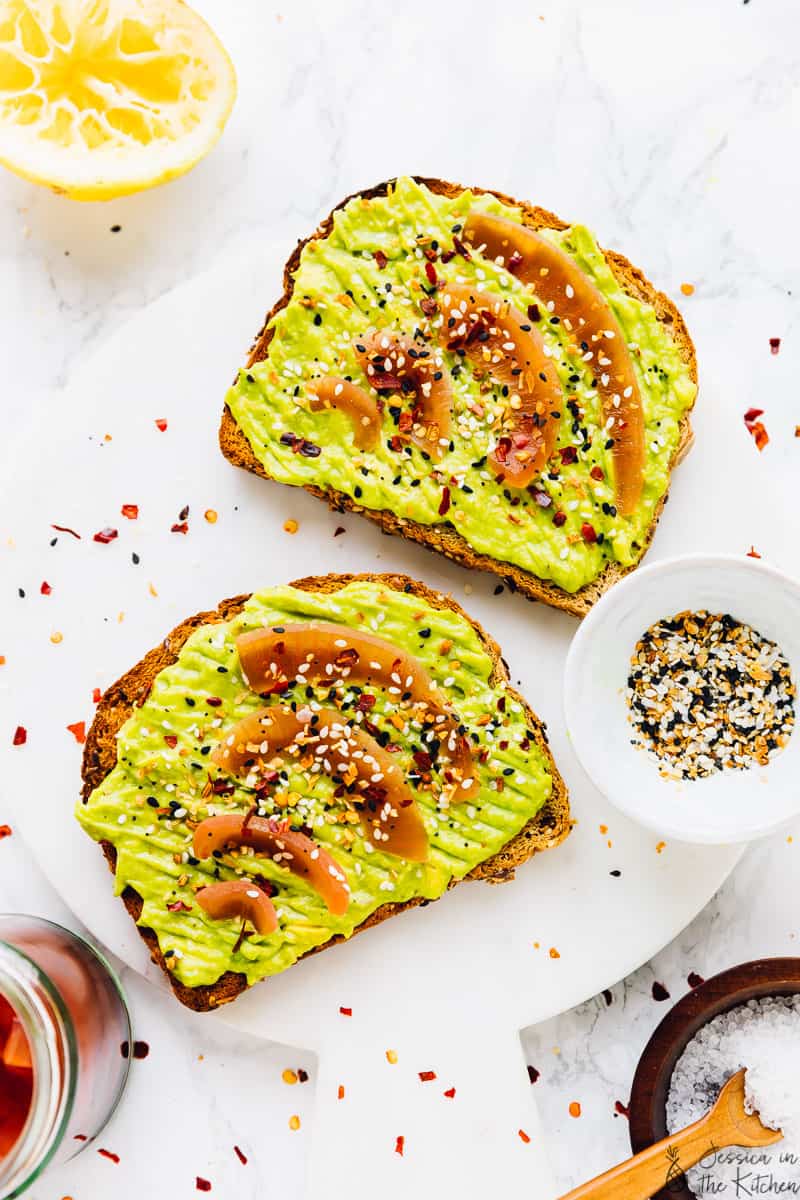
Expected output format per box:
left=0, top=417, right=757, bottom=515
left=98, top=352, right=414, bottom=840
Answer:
left=626, top=610, right=795, bottom=780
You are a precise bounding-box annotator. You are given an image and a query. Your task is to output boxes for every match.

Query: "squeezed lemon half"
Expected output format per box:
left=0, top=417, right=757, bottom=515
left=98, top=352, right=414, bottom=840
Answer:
left=0, top=0, right=237, bottom=200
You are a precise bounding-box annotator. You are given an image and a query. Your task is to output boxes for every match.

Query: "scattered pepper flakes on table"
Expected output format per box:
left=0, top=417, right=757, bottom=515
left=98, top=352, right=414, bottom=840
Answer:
left=93, top=527, right=118, bottom=544
left=418, top=1070, right=436, bottom=1082
left=40, top=580, right=52, bottom=595
left=747, top=545, right=761, bottom=559
left=337, top=1084, right=345, bottom=1100
left=385, top=1049, right=398, bottom=1065
left=518, top=1129, right=531, bottom=1144
left=443, top=1086, right=456, bottom=1099
left=549, top=947, right=560, bottom=960
left=155, top=418, right=168, bottom=432
left=97, top=1148, right=120, bottom=1163
left=66, top=721, right=86, bottom=745
left=769, top=337, right=781, bottom=355
left=283, top=519, right=299, bottom=534
left=196, top=1178, right=211, bottom=1192
left=121, top=504, right=138, bottom=519
left=569, top=1101, right=582, bottom=1118
left=680, top=282, right=695, bottom=296
left=288, top=1115, right=301, bottom=1131
left=51, top=523, right=81, bottom=539
left=656, top=841, right=666, bottom=854
left=339, top=1006, right=352, bottom=1016
left=394, top=1135, right=405, bottom=1156
left=282, top=1068, right=298, bottom=1085
left=0, top=825, right=11, bottom=839
left=744, top=407, right=769, bottom=450
left=12, top=726, right=27, bottom=746
left=92, top=687, right=102, bottom=703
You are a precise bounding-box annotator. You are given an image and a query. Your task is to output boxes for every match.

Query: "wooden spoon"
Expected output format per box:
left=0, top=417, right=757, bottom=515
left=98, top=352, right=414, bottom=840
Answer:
left=559, top=1069, right=781, bottom=1200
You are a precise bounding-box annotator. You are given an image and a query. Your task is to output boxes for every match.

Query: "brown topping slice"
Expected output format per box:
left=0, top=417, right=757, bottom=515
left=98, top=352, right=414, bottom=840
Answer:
left=210, top=706, right=431, bottom=860
left=234, top=623, right=478, bottom=801
left=439, top=283, right=559, bottom=488
left=354, top=331, right=451, bottom=460
left=196, top=879, right=278, bottom=936
left=308, top=377, right=381, bottom=451
left=193, top=812, right=352, bottom=913
left=464, top=212, right=645, bottom=513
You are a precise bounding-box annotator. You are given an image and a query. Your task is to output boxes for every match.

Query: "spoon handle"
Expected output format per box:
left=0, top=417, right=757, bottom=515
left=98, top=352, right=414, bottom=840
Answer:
left=557, top=1109, right=722, bottom=1200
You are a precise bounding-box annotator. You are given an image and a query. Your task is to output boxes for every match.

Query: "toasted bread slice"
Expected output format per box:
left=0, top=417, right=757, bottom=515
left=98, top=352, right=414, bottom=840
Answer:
left=219, top=176, right=697, bottom=619
left=80, top=573, right=571, bottom=1011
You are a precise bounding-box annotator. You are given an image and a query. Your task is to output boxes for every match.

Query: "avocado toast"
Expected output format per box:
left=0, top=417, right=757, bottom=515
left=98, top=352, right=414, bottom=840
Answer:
left=220, top=176, right=697, bottom=618
left=78, top=574, right=570, bottom=1011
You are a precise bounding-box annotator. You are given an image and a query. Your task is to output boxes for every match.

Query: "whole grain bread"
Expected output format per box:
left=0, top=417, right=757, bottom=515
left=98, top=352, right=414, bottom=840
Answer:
left=218, top=176, right=697, bottom=619
left=80, top=572, right=571, bottom=1012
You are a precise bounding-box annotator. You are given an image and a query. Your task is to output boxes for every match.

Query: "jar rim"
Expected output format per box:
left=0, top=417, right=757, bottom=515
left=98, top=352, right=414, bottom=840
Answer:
left=0, top=939, right=77, bottom=1199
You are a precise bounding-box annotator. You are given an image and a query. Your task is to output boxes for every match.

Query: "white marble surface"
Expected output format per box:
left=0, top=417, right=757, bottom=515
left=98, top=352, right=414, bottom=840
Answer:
left=2, top=0, right=800, bottom=1196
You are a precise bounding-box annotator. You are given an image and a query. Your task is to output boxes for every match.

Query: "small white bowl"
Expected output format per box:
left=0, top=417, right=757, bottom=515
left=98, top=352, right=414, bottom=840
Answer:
left=564, top=553, right=800, bottom=844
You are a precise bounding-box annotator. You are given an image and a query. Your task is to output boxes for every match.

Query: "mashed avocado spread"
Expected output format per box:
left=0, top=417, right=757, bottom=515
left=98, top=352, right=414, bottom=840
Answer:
left=226, top=177, right=695, bottom=594
left=77, top=580, right=553, bottom=989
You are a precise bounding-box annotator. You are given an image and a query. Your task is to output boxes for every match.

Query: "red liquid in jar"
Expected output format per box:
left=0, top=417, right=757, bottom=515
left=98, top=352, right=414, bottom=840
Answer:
left=0, top=992, right=34, bottom=1158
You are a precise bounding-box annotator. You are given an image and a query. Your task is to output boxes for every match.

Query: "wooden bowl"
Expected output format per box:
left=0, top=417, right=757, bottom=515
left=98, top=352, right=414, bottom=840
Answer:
left=628, top=957, right=800, bottom=1200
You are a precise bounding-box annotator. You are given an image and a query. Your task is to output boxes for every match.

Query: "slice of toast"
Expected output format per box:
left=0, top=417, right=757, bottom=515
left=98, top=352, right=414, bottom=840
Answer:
left=80, top=573, right=571, bottom=1012
left=219, top=176, right=697, bottom=619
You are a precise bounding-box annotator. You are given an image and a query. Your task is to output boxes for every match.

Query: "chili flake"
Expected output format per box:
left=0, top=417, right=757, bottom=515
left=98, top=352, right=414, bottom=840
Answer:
left=394, top=1135, right=405, bottom=1156
left=283, top=519, right=299, bottom=534
left=288, top=1115, right=301, bottom=1131
left=337, top=1085, right=345, bottom=1100
left=418, top=1070, right=436, bottom=1082
left=196, top=1178, right=211, bottom=1192
left=569, top=1101, right=582, bottom=1118
left=66, top=721, right=86, bottom=744
left=769, top=337, right=781, bottom=355
left=443, top=1087, right=456, bottom=1099
left=518, top=1129, right=531, bottom=1144
left=233, top=1146, right=248, bottom=1165
left=204, top=509, right=218, bottom=524
left=680, top=282, right=695, bottom=296
left=155, top=418, right=168, bottom=431
left=12, top=726, right=26, bottom=746
left=282, top=1068, right=298, bottom=1085
left=93, top=527, right=118, bottom=544
left=0, top=825, right=11, bottom=839
left=339, top=1006, right=352, bottom=1016
left=121, top=504, right=139, bottom=519
left=627, top=610, right=795, bottom=780
left=40, top=580, right=52, bottom=595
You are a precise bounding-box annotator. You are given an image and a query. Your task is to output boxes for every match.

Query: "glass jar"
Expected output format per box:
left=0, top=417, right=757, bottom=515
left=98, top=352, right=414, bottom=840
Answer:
left=0, top=916, right=131, bottom=1199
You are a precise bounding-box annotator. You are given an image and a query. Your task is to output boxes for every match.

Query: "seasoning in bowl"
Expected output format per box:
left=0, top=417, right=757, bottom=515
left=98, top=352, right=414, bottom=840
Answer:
left=666, top=996, right=800, bottom=1196
left=626, top=611, right=795, bottom=780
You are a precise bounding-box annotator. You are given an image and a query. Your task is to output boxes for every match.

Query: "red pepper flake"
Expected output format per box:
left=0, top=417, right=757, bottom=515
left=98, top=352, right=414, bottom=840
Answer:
left=590, top=465, right=604, bottom=481
left=438, top=487, right=451, bottom=516
left=196, top=1178, right=211, bottom=1192
left=769, top=337, right=781, bottom=355
left=339, top=1006, right=352, bottom=1017
left=0, top=825, right=11, bottom=840
left=688, top=971, right=705, bottom=988
left=166, top=899, right=192, bottom=912
left=744, top=408, right=770, bottom=451
left=93, top=527, right=118, bottom=545
left=12, top=726, right=26, bottom=747
left=559, top=445, right=578, bottom=465
left=97, top=1148, right=120, bottom=1163
left=92, top=687, right=102, bottom=704
left=580, top=522, right=597, bottom=544
left=744, top=407, right=764, bottom=425
left=164, top=734, right=178, bottom=749
left=121, top=504, right=139, bottom=520
left=233, top=1146, right=248, bottom=1165
left=418, top=1070, right=437, bottom=1082
left=443, top=1086, right=456, bottom=1099
left=424, top=261, right=437, bottom=287
left=552, top=511, right=567, bottom=528
left=652, top=981, right=670, bottom=1002
left=337, top=1084, right=345, bottom=1100
left=527, top=1065, right=540, bottom=1084
left=374, top=250, right=388, bottom=270
left=614, top=1100, right=630, bottom=1119
left=66, top=721, right=86, bottom=745
left=569, top=1101, right=582, bottom=1118
left=51, top=523, right=81, bottom=539
left=394, top=1135, right=405, bottom=1157
left=40, top=580, right=52, bottom=595
left=747, top=545, right=761, bottom=559
left=205, top=697, right=222, bottom=707
left=171, top=522, right=189, bottom=535
left=155, top=418, right=168, bottom=432
left=518, top=1129, right=531, bottom=1145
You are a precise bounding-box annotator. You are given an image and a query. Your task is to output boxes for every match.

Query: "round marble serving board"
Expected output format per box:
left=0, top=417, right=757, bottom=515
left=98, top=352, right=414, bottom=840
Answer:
left=2, top=244, right=793, bottom=1198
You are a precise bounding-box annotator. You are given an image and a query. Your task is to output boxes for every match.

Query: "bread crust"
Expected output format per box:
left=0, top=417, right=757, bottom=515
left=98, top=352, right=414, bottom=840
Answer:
left=80, top=572, right=571, bottom=1011
left=218, top=176, right=697, bottom=618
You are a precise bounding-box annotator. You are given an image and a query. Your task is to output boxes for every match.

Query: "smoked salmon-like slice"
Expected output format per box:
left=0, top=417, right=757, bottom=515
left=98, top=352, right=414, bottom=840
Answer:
left=211, top=706, right=430, bottom=861
left=234, top=623, right=478, bottom=801
left=193, top=813, right=352, bottom=914
left=439, top=283, right=560, bottom=488
left=308, top=377, right=381, bottom=451
left=464, top=212, right=645, bottom=513
left=354, top=331, right=451, bottom=460
left=196, top=879, right=278, bottom=936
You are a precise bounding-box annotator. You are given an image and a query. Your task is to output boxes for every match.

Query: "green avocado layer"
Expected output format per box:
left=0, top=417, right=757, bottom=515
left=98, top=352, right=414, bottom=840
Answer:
left=76, top=581, right=553, bottom=989
left=227, top=177, right=695, bottom=594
